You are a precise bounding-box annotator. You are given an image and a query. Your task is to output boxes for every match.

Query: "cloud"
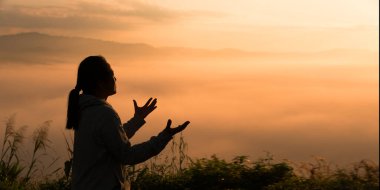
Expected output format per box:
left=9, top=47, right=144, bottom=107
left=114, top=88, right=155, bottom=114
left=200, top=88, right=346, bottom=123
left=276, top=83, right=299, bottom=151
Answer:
left=0, top=2, right=223, bottom=32
left=0, top=31, right=377, bottom=166
left=0, top=5, right=133, bottom=30
left=76, top=1, right=180, bottom=22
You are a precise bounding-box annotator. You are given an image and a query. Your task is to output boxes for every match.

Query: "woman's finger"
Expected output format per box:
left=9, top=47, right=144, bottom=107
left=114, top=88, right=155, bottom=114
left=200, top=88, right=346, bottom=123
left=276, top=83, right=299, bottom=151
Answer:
left=166, top=119, right=172, bottom=130
left=147, top=99, right=157, bottom=109
left=174, top=121, right=190, bottom=134
left=133, top=100, right=138, bottom=109
left=143, top=98, right=153, bottom=108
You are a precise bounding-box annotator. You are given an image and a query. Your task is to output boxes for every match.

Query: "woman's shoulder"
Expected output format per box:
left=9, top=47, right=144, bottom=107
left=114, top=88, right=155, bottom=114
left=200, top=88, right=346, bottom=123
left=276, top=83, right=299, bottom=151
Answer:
left=79, top=95, right=121, bottom=124
left=79, top=95, right=116, bottom=114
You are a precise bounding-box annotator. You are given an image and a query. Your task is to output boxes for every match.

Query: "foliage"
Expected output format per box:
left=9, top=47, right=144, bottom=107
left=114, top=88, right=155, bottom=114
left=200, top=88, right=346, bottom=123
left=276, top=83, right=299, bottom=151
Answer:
left=128, top=136, right=379, bottom=190
left=0, top=115, right=27, bottom=189
left=1, top=117, right=379, bottom=190
left=0, top=115, right=67, bottom=190
left=130, top=154, right=379, bottom=190
left=130, top=153, right=294, bottom=190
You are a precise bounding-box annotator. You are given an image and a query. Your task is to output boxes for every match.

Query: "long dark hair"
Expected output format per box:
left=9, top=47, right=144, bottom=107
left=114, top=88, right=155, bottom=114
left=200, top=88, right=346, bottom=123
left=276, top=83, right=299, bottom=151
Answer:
left=66, top=55, right=111, bottom=130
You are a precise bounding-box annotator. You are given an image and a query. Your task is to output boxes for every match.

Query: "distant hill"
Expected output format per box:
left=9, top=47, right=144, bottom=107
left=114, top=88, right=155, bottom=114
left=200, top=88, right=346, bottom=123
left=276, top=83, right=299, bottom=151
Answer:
left=0, top=32, right=159, bottom=64
left=0, top=32, right=377, bottom=65
left=0, top=32, right=261, bottom=63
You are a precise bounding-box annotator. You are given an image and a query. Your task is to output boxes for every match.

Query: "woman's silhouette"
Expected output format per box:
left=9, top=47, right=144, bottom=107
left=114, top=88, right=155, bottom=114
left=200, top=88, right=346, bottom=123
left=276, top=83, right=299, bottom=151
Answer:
left=66, top=55, right=190, bottom=190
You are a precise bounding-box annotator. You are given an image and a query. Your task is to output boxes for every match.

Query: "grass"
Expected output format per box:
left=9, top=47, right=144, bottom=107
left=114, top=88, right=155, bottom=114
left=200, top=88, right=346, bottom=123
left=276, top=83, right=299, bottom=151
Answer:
left=0, top=116, right=62, bottom=190
left=0, top=116, right=379, bottom=190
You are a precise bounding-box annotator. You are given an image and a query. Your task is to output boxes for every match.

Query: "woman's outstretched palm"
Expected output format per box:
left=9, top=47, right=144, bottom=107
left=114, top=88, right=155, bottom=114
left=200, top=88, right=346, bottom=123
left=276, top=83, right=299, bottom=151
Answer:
left=164, top=119, right=190, bottom=136
left=133, top=98, right=157, bottom=119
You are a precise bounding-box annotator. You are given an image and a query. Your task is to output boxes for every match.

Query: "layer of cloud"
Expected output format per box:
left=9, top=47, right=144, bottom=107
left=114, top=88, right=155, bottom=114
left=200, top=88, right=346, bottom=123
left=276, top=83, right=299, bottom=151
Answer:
left=0, top=1, right=222, bottom=32
left=0, top=5, right=135, bottom=30
left=0, top=31, right=378, bottom=168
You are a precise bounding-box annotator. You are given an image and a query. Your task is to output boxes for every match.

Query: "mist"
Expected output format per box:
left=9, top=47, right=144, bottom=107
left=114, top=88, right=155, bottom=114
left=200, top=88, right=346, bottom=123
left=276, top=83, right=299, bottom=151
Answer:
left=0, top=33, right=378, bottom=172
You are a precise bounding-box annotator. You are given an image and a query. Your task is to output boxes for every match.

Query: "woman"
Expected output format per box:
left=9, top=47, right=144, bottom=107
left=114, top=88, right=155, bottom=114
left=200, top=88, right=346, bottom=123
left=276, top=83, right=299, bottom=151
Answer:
left=66, top=55, right=190, bottom=190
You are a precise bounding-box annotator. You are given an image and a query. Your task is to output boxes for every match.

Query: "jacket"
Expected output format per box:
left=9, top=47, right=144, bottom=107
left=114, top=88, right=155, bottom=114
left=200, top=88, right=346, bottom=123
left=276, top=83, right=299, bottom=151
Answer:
left=71, top=94, right=172, bottom=190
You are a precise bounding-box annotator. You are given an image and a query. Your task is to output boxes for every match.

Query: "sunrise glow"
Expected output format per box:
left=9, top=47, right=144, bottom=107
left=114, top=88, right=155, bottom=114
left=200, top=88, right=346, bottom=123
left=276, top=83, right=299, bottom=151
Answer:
left=0, top=0, right=378, bottom=167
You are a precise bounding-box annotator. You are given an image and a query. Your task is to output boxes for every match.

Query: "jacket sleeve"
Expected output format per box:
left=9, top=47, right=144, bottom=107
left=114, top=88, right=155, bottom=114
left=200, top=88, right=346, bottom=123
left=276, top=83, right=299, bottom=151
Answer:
left=123, top=116, right=146, bottom=139
left=100, top=108, right=172, bottom=165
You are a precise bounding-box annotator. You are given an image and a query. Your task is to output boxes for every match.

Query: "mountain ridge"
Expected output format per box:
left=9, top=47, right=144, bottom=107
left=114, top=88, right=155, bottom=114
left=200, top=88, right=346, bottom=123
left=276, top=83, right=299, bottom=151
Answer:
left=0, top=32, right=377, bottom=65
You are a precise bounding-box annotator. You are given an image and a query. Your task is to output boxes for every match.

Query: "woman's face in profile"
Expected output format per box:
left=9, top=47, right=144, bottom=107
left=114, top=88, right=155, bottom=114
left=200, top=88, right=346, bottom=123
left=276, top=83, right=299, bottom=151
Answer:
left=100, top=67, right=117, bottom=96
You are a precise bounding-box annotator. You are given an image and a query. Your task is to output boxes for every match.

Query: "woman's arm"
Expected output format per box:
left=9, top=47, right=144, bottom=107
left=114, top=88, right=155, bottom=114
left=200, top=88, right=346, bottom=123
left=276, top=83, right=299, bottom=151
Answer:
left=100, top=109, right=189, bottom=165
left=100, top=108, right=170, bottom=165
left=121, top=131, right=172, bottom=165
left=123, top=116, right=145, bottom=138
left=121, top=120, right=190, bottom=165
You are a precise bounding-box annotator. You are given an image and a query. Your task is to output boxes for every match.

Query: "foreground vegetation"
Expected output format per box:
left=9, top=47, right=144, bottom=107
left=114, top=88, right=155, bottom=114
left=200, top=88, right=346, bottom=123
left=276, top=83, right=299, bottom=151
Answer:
left=1, top=116, right=379, bottom=190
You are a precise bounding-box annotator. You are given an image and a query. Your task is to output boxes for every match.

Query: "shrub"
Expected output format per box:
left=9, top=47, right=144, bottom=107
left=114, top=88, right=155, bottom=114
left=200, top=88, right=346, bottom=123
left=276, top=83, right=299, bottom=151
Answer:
left=1, top=117, right=378, bottom=190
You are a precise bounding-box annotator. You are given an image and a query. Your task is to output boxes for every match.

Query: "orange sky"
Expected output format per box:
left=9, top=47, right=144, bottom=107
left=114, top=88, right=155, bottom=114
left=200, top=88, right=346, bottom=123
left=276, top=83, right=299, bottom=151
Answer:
left=0, top=0, right=378, bottom=51
left=0, top=0, right=378, bottom=166
left=0, top=48, right=378, bottom=165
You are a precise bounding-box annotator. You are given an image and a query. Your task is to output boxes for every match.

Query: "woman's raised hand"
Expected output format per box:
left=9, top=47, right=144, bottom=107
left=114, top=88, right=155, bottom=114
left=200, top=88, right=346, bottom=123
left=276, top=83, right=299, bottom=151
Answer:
left=163, top=119, right=190, bottom=136
left=133, top=98, right=157, bottom=119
